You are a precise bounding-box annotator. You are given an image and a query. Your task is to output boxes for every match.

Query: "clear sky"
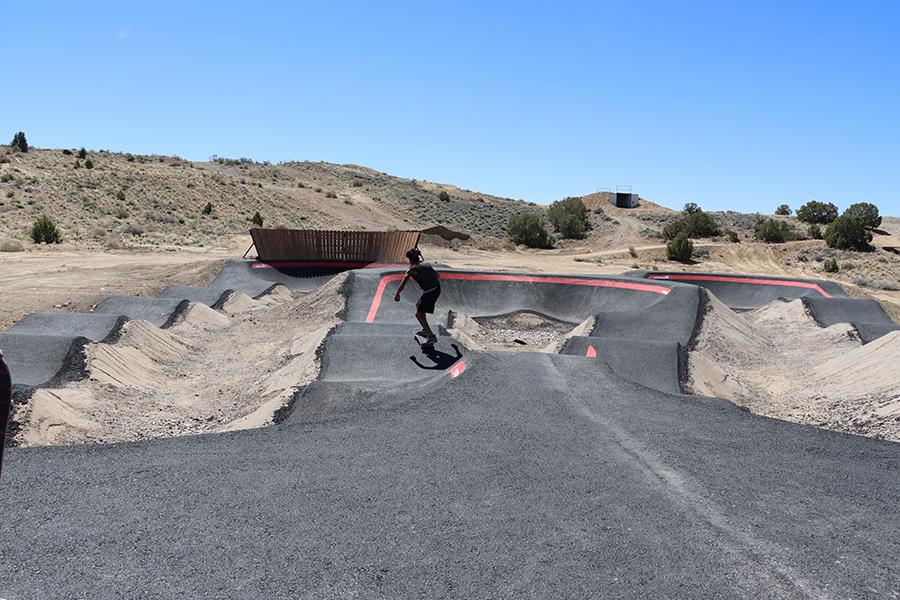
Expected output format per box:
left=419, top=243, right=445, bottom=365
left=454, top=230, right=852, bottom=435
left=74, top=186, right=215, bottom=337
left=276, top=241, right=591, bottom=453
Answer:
left=2, top=1, right=898, bottom=214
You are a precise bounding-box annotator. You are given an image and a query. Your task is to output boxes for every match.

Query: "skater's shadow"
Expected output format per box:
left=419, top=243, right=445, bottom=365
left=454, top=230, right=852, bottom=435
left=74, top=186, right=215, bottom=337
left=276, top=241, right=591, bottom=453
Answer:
left=409, top=344, right=463, bottom=371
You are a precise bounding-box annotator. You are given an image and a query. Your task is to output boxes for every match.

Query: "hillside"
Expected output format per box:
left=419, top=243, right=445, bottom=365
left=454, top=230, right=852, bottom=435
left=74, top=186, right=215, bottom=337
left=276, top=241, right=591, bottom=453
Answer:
left=0, top=147, right=550, bottom=249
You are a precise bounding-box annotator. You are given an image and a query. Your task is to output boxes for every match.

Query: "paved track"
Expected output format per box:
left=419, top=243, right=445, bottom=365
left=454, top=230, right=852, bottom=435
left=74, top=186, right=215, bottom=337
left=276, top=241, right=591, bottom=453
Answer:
left=1, top=265, right=898, bottom=598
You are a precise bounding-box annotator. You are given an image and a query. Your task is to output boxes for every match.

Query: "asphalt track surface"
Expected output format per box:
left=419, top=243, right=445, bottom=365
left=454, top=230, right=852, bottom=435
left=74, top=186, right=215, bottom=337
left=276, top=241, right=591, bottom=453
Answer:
left=1, top=263, right=899, bottom=598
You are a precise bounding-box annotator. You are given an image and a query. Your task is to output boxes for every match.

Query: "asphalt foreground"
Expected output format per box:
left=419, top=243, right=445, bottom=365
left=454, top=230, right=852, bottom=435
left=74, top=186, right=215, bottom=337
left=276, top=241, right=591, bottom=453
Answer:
left=1, top=264, right=899, bottom=599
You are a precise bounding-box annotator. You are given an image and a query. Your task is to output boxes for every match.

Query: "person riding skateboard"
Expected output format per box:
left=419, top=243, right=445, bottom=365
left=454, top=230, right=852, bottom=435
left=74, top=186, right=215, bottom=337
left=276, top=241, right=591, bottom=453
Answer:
left=394, top=248, right=441, bottom=346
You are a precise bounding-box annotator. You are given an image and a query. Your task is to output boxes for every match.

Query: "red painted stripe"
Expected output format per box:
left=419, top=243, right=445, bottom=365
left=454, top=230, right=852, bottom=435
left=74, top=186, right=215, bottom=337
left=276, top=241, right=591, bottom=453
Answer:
left=585, top=345, right=597, bottom=358
left=438, top=272, right=672, bottom=294
left=450, top=359, right=466, bottom=378
left=365, top=273, right=406, bottom=323
left=364, top=272, right=670, bottom=323
left=647, top=273, right=830, bottom=298
left=251, top=261, right=405, bottom=270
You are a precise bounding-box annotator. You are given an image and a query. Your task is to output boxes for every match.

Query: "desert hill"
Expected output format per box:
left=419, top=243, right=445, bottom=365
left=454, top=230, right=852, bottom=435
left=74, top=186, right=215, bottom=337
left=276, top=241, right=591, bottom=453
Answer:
left=1, top=145, right=898, bottom=323
left=0, top=147, right=554, bottom=249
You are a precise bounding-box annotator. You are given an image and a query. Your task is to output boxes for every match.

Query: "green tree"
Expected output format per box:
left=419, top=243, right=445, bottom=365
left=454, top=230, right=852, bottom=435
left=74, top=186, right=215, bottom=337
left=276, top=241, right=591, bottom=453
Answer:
left=796, top=201, right=838, bottom=224
left=842, top=202, right=882, bottom=229
left=682, top=202, right=700, bottom=214
left=807, top=224, right=823, bottom=239
left=84, top=159, right=94, bottom=169
left=823, top=258, right=839, bottom=273
left=438, top=190, right=451, bottom=202
left=825, top=215, right=873, bottom=251
left=30, top=215, right=62, bottom=244
left=754, top=218, right=792, bottom=243
left=78, top=147, right=87, bottom=159
left=547, top=197, right=590, bottom=238
left=775, top=204, right=791, bottom=216
left=666, top=233, right=693, bottom=262
left=507, top=212, right=551, bottom=248
left=202, top=202, right=213, bottom=215
left=251, top=211, right=264, bottom=227
left=725, top=229, right=740, bottom=243
left=10, top=131, right=28, bottom=152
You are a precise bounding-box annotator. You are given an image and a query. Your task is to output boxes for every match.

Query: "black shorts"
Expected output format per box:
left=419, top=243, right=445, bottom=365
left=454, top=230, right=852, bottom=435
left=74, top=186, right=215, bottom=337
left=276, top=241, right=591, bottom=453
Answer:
left=416, top=287, right=441, bottom=314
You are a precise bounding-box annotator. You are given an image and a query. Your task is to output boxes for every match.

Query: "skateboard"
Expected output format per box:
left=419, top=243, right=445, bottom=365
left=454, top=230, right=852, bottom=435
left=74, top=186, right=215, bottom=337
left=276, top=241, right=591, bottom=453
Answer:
left=413, top=332, right=436, bottom=350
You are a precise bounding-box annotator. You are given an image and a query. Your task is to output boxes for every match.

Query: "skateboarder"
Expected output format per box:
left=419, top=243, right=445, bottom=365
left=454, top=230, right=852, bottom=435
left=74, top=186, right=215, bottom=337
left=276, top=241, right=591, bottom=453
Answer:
left=394, top=248, right=441, bottom=346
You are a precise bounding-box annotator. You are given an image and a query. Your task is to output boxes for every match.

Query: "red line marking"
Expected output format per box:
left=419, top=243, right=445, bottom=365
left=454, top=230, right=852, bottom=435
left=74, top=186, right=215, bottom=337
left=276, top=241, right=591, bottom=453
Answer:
left=364, top=272, right=671, bottom=323
left=585, top=345, right=597, bottom=358
left=450, top=359, right=466, bottom=378
left=438, top=272, right=671, bottom=294
left=646, top=273, right=830, bottom=298
left=365, top=273, right=406, bottom=323
left=251, top=261, right=405, bottom=270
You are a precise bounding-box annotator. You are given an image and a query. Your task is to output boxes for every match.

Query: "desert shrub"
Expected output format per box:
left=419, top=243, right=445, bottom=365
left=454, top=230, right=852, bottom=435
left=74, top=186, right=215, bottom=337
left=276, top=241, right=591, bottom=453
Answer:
left=351, top=180, right=363, bottom=187
left=842, top=202, right=882, bottom=229
left=116, top=189, right=126, bottom=202
left=30, top=215, right=62, bottom=244
left=84, top=159, right=94, bottom=169
left=10, top=131, right=28, bottom=152
left=77, top=148, right=87, bottom=159
left=0, top=239, right=24, bottom=252
left=683, top=202, right=700, bottom=214
left=774, top=204, right=792, bottom=216
left=202, top=202, right=213, bottom=215
left=807, top=224, right=823, bottom=239
left=126, top=153, right=135, bottom=162
left=666, top=233, right=693, bottom=262
left=683, top=209, right=720, bottom=238
left=823, top=258, right=839, bottom=273
left=753, top=218, right=792, bottom=243
left=507, top=212, right=551, bottom=248
left=796, top=201, right=838, bottom=224
left=325, top=191, right=337, bottom=198
left=853, top=277, right=900, bottom=291
left=438, top=190, right=451, bottom=202
left=123, top=224, right=144, bottom=236
left=62, top=149, right=72, bottom=155
left=725, top=229, right=740, bottom=243
left=548, top=197, right=590, bottom=238
left=663, top=207, right=720, bottom=240
left=251, top=211, right=264, bottom=226
left=628, top=246, right=638, bottom=258
left=314, top=187, right=322, bottom=193
left=0, top=173, right=12, bottom=183
left=5, top=190, right=13, bottom=198
left=557, top=212, right=588, bottom=238
left=824, top=215, right=873, bottom=251
left=115, top=205, right=129, bottom=219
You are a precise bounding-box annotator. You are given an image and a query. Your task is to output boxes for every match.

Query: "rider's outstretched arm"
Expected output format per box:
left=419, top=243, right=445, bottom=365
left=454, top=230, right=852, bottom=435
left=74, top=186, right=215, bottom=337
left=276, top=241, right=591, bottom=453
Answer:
left=394, top=274, right=412, bottom=301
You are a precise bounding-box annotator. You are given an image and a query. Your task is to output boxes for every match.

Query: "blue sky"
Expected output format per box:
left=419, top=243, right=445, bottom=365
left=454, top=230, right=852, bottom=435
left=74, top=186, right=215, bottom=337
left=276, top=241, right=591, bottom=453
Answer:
left=2, top=1, right=898, bottom=214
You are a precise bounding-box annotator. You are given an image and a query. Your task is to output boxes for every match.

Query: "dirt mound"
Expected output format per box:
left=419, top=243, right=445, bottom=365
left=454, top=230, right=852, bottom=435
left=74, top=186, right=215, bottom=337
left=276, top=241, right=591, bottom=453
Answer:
left=172, top=302, right=231, bottom=329
left=12, top=273, right=350, bottom=447
left=221, top=291, right=260, bottom=314
left=87, top=320, right=193, bottom=389
left=686, top=291, right=899, bottom=441
left=448, top=310, right=594, bottom=353
left=254, top=283, right=298, bottom=307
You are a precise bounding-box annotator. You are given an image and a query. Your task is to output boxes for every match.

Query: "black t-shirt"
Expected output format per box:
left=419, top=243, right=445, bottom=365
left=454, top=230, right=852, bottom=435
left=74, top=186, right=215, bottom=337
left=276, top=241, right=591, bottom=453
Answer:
left=408, top=262, right=440, bottom=291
